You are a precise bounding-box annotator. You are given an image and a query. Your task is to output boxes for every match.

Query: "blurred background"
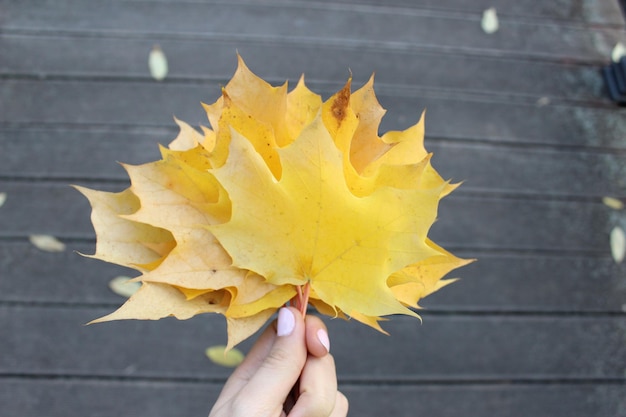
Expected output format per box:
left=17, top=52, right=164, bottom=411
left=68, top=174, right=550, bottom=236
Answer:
left=1, top=1, right=626, bottom=416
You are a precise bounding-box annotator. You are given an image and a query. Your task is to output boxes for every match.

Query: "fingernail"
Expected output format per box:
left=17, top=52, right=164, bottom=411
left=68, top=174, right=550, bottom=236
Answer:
left=317, top=328, right=330, bottom=353
left=277, top=308, right=295, bottom=336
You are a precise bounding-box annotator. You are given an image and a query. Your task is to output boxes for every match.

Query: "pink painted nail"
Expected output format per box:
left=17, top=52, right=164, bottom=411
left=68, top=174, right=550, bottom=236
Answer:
left=277, top=308, right=295, bottom=336
left=317, top=328, right=330, bottom=353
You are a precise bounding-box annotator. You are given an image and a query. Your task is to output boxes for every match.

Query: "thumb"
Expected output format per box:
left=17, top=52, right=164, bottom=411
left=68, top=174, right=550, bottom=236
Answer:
left=239, top=307, right=307, bottom=403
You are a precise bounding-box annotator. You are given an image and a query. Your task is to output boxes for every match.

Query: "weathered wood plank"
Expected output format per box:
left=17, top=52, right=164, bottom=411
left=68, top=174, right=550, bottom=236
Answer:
left=285, top=0, right=626, bottom=25
left=0, top=1, right=622, bottom=61
left=0, top=34, right=609, bottom=103
left=0, top=241, right=128, bottom=306
left=1, top=305, right=625, bottom=380
left=344, top=384, right=626, bottom=417
left=2, top=241, right=625, bottom=312
left=1, top=2, right=623, bottom=417
left=429, top=253, right=626, bottom=312
left=2, top=127, right=624, bottom=198
left=430, top=142, right=626, bottom=198
left=0, top=181, right=615, bottom=252
left=1, top=379, right=624, bottom=417
left=0, top=128, right=164, bottom=181
left=2, top=80, right=626, bottom=149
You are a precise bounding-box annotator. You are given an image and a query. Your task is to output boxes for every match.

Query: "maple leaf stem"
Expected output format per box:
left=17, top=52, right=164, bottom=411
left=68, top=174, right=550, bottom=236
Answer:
left=290, top=282, right=310, bottom=316
left=296, top=285, right=303, bottom=304
left=300, top=282, right=310, bottom=315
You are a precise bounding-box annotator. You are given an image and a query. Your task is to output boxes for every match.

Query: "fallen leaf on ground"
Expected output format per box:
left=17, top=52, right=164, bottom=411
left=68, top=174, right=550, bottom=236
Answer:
left=29, top=234, right=66, bottom=252
left=109, top=276, right=142, bottom=298
left=602, top=197, right=623, bottom=210
left=149, top=45, right=168, bottom=81
left=612, top=42, right=626, bottom=63
left=610, top=226, right=625, bottom=263
left=205, top=345, right=244, bottom=367
left=536, top=97, right=550, bottom=107
left=481, top=8, right=499, bottom=34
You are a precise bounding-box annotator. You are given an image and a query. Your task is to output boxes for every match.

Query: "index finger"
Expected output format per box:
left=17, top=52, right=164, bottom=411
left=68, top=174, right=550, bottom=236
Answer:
left=212, top=321, right=277, bottom=407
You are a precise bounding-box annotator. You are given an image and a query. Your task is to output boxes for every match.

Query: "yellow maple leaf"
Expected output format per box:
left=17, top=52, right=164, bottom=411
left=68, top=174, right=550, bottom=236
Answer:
left=210, top=118, right=442, bottom=318
left=79, top=56, right=473, bottom=348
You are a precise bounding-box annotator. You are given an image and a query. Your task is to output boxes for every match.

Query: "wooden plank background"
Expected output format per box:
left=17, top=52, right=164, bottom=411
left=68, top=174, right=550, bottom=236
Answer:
left=1, top=0, right=625, bottom=416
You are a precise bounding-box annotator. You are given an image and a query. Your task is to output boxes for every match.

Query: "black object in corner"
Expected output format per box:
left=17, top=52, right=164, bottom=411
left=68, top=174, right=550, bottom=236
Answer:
left=603, top=57, right=626, bottom=105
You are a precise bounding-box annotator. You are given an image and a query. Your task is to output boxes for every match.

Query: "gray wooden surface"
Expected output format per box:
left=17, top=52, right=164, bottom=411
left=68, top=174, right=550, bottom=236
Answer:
left=1, top=1, right=626, bottom=416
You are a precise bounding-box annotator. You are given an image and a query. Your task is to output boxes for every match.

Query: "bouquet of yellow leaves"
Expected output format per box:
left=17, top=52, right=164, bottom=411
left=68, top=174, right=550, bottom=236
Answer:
left=78, top=56, right=472, bottom=349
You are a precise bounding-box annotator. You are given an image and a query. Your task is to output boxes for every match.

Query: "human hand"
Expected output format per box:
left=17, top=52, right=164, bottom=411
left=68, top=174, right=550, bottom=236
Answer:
left=209, top=307, right=349, bottom=417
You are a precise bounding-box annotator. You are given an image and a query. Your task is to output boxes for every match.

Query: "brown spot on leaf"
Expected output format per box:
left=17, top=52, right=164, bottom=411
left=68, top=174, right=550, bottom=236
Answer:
left=331, top=83, right=351, bottom=123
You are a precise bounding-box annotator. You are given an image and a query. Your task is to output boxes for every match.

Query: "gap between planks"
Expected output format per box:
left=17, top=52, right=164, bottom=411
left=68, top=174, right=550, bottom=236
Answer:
left=0, top=300, right=623, bottom=318
left=0, top=372, right=624, bottom=386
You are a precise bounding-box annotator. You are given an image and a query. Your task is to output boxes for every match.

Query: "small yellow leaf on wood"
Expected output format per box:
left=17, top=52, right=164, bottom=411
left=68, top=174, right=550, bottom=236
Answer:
left=481, top=8, right=499, bottom=34
left=603, top=197, right=624, bottom=210
left=109, top=276, right=141, bottom=298
left=205, top=345, right=244, bottom=367
left=149, top=45, right=168, bottom=81
left=612, top=42, right=626, bottom=63
left=610, top=226, right=626, bottom=264
left=0, top=192, right=6, bottom=208
left=29, top=234, right=66, bottom=252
